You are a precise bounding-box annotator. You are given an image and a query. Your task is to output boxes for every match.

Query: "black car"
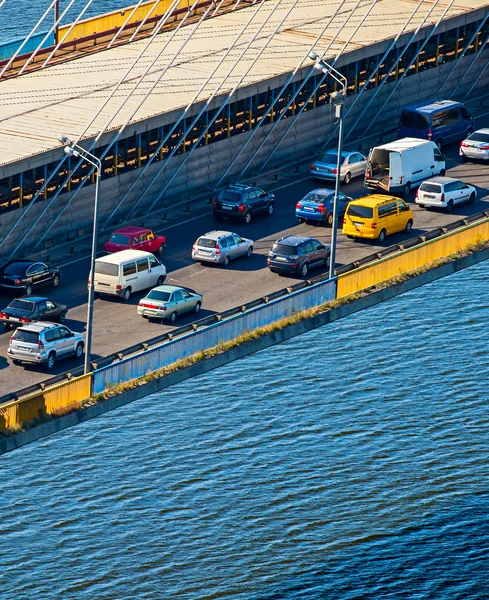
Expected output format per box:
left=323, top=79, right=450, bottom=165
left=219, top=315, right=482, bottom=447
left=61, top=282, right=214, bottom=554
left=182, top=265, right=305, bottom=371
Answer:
left=213, top=183, right=275, bottom=225
left=267, top=235, right=330, bottom=277
left=0, top=261, right=60, bottom=296
left=0, top=296, right=68, bottom=328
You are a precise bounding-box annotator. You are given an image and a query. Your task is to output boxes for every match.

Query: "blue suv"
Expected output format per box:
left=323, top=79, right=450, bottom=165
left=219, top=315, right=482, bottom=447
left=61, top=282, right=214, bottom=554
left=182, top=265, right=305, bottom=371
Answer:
left=398, top=99, right=473, bottom=148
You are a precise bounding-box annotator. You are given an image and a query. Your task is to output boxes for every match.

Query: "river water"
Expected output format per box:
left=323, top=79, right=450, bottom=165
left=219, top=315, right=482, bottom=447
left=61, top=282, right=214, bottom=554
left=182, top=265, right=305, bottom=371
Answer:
left=2, top=261, right=489, bottom=598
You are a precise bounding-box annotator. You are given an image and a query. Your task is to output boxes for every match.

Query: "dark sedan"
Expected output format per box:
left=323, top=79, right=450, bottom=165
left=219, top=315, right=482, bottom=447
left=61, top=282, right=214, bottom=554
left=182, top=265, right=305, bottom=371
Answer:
left=0, top=261, right=60, bottom=296
left=0, top=297, right=68, bottom=327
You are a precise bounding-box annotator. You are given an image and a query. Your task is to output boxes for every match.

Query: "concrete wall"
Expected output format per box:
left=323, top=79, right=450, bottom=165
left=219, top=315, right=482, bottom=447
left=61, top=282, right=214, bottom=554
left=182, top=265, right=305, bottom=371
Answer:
left=2, top=44, right=489, bottom=260
left=2, top=245, right=489, bottom=455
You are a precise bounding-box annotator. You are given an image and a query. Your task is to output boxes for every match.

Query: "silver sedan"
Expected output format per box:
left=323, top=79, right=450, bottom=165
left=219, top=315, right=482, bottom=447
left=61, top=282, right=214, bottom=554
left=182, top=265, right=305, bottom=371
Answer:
left=138, top=285, right=203, bottom=323
left=460, top=128, right=489, bottom=161
left=309, top=150, right=366, bottom=184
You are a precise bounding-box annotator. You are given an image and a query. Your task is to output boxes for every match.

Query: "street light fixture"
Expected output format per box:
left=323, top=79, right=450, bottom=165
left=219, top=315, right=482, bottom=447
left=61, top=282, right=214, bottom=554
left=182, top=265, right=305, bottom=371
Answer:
left=58, top=133, right=101, bottom=375
left=309, top=52, right=347, bottom=280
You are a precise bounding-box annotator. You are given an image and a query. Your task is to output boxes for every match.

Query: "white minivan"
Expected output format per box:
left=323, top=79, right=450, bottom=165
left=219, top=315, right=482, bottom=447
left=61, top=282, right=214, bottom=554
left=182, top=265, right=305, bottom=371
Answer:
left=365, top=138, right=445, bottom=196
left=94, top=249, right=166, bottom=301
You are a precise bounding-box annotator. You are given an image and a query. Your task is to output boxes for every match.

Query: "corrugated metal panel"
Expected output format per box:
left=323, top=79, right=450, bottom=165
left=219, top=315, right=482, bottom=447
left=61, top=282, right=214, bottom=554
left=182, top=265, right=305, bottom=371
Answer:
left=1, top=0, right=487, bottom=167
left=93, top=277, right=337, bottom=394
left=0, top=32, right=54, bottom=61
left=337, top=217, right=489, bottom=299
left=0, top=392, right=45, bottom=430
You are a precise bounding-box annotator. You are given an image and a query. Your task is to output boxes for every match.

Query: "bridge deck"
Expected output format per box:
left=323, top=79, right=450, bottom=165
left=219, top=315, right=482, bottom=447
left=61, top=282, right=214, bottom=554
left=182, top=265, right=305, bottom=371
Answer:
left=0, top=0, right=486, bottom=168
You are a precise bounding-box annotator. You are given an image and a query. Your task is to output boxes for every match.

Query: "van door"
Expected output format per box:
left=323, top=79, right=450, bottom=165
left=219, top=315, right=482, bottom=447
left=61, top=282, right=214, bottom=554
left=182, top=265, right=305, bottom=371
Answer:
left=432, top=145, right=445, bottom=177
left=122, top=261, right=138, bottom=291
left=136, top=257, right=151, bottom=290
left=389, top=152, right=402, bottom=191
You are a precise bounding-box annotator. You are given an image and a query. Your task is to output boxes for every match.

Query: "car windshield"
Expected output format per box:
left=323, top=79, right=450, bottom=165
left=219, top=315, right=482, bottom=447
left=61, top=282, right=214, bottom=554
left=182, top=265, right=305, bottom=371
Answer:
left=12, top=330, right=39, bottom=344
left=320, top=153, right=338, bottom=164
left=272, top=243, right=297, bottom=256
left=347, top=205, right=373, bottom=219
left=219, top=191, right=241, bottom=203
left=302, top=192, right=331, bottom=204
left=3, top=263, right=28, bottom=275
left=468, top=132, right=489, bottom=143
left=109, top=234, right=131, bottom=245
left=196, top=237, right=216, bottom=248
left=146, top=290, right=172, bottom=302
left=8, top=299, right=34, bottom=312
left=420, top=183, right=442, bottom=193
left=95, top=262, right=119, bottom=276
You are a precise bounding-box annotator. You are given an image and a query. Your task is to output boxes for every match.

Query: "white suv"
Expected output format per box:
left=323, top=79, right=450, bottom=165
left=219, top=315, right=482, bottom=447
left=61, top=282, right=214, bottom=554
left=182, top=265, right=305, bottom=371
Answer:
left=8, top=322, right=84, bottom=370
left=416, top=177, right=476, bottom=212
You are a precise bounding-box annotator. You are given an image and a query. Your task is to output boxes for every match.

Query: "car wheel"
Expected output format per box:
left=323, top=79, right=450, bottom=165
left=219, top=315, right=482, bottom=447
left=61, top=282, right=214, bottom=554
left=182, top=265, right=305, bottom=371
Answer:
left=223, top=255, right=230, bottom=267
left=297, top=217, right=304, bottom=225
left=58, top=311, right=67, bottom=323
left=122, top=287, right=131, bottom=301
left=46, top=352, right=56, bottom=370
left=327, top=213, right=334, bottom=227
left=246, top=246, right=253, bottom=258
left=156, top=275, right=165, bottom=286
left=194, top=301, right=201, bottom=314
left=266, top=203, right=274, bottom=216
left=169, top=311, right=177, bottom=323
left=446, top=200, right=454, bottom=212
left=12, top=359, right=21, bottom=366
left=157, top=244, right=165, bottom=255
left=378, top=229, right=387, bottom=243
left=52, top=274, right=60, bottom=288
left=418, top=204, right=425, bottom=209
left=461, top=154, right=468, bottom=162
left=25, top=284, right=33, bottom=296
left=346, top=235, right=355, bottom=240
left=300, top=263, right=309, bottom=277
left=403, top=182, right=411, bottom=196
left=405, top=219, right=413, bottom=233
left=440, top=169, right=446, bottom=176
left=244, top=211, right=252, bottom=225
left=325, top=254, right=331, bottom=269
left=469, top=192, right=476, bottom=204
left=343, top=171, right=351, bottom=184
left=74, top=342, right=84, bottom=359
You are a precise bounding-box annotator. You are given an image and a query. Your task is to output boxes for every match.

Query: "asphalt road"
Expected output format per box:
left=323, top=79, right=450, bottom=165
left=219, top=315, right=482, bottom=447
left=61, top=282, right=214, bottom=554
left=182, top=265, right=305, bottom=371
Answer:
left=1, top=142, right=488, bottom=394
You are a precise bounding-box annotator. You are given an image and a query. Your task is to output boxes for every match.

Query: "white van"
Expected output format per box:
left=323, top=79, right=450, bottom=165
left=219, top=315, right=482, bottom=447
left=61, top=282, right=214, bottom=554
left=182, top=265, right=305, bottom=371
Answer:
left=365, top=138, right=445, bottom=196
left=94, top=249, right=166, bottom=301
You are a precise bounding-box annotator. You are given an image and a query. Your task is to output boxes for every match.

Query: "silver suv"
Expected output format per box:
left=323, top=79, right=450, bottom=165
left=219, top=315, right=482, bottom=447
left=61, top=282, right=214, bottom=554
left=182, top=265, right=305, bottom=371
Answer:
left=192, top=230, right=253, bottom=266
left=8, top=322, right=84, bottom=370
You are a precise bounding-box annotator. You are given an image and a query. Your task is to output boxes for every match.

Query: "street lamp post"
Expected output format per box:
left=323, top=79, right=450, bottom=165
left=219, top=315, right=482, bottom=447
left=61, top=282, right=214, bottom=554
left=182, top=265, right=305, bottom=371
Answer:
left=58, top=134, right=101, bottom=375
left=309, top=52, right=347, bottom=280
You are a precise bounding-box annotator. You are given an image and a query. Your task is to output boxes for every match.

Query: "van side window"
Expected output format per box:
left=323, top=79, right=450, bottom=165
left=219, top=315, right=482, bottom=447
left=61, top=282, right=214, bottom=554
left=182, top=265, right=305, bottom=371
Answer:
left=397, top=200, right=410, bottom=212
left=136, top=258, right=149, bottom=273
left=123, top=262, right=137, bottom=276
left=400, top=110, right=428, bottom=130
left=378, top=202, right=397, bottom=217
left=433, top=108, right=459, bottom=128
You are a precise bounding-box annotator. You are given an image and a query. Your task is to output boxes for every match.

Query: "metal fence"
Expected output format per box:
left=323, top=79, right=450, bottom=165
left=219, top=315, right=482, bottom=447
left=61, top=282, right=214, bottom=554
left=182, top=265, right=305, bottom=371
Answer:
left=92, top=277, right=337, bottom=394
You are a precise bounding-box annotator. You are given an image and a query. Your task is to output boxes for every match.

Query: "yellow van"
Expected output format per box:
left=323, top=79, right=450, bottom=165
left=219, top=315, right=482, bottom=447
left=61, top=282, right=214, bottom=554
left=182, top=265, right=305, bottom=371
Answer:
left=342, top=194, right=413, bottom=243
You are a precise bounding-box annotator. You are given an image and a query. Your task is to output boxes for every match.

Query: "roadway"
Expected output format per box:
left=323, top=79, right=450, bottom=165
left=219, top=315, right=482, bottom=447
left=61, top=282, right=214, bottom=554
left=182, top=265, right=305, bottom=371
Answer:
left=1, top=142, right=488, bottom=395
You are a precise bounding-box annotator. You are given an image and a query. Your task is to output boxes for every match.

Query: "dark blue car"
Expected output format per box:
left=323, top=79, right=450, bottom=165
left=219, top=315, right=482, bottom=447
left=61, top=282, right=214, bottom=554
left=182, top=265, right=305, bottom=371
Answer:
left=296, top=189, right=352, bottom=227
left=398, top=99, right=473, bottom=149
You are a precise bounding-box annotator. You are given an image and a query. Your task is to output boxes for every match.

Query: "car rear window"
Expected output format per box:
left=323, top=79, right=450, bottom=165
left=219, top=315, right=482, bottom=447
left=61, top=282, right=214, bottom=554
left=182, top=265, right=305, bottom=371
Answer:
left=95, top=262, right=119, bottom=276
left=12, top=329, right=39, bottom=344
left=400, top=110, right=429, bottom=130
left=109, top=234, right=131, bottom=245
left=196, top=237, right=215, bottom=248
left=419, top=183, right=442, bottom=193
left=146, top=290, right=172, bottom=302
left=347, top=205, right=373, bottom=219
left=302, top=192, right=331, bottom=204
left=219, top=191, right=241, bottom=203
left=4, top=263, right=27, bottom=275
left=9, top=299, right=34, bottom=311
left=320, top=153, right=338, bottom=164
left=272, top=243, right=297, bottom=256
left=468, top=132, right=489, bottom=143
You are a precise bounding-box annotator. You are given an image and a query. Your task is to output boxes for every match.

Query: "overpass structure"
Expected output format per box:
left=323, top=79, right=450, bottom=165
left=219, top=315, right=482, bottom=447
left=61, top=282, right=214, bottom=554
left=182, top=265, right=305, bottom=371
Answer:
left=0, top=0, right=488, bottom=259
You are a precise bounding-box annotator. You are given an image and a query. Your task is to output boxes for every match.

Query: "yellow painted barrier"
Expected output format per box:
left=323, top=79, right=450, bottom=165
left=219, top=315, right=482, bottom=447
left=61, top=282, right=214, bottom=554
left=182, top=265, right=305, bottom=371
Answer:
left=0, top=374, right=92, bottom=432
left=58, top=0, right=189, bottom=43
left=337, top=217, right=489, bottom=299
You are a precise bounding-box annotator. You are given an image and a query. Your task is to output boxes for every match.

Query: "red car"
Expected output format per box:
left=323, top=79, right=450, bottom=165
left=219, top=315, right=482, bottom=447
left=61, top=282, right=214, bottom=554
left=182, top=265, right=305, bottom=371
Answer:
left=104, top=227, right=166, bottom=255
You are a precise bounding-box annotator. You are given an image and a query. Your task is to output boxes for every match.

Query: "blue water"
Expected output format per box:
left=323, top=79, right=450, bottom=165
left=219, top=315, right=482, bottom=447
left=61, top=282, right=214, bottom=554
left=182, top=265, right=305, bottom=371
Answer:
left=2, top=261, right=489, bottom=598
left=0, top=0, right=130, bottom=43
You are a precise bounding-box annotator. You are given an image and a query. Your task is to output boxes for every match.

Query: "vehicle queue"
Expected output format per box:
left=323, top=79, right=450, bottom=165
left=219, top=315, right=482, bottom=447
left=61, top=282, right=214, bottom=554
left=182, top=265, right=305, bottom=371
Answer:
left=1, top=98, right=486, bottom=371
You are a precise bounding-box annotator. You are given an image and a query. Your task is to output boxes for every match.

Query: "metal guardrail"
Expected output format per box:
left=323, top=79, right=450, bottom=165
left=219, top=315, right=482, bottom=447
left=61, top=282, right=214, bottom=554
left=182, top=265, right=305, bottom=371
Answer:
left=2, top=207, right=489, bottom=406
